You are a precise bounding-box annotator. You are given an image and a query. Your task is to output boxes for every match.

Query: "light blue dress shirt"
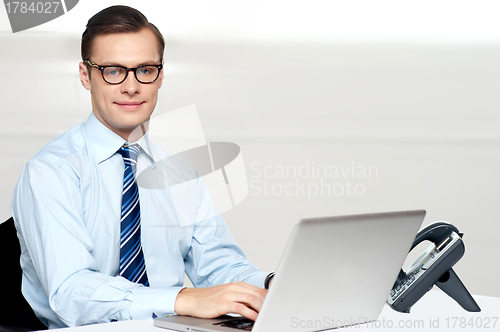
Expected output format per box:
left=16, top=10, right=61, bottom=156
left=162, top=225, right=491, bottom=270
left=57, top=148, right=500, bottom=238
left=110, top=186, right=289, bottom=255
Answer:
left=11, top=112, right=266, bottom=329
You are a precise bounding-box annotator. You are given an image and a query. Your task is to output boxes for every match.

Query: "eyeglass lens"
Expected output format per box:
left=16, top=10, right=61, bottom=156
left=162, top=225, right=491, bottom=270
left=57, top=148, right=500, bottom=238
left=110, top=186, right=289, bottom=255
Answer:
left=102, top=66, right=160, bottom=84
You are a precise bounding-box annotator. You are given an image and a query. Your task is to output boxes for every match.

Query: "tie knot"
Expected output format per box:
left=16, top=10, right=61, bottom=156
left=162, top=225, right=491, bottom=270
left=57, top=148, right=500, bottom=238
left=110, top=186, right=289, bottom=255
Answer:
left=117, top=143, right=140, bottom=164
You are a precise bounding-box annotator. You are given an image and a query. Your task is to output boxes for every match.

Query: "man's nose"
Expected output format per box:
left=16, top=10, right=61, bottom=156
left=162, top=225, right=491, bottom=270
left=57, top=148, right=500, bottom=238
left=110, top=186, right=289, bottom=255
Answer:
left=120, top=69, right=141, bottom=94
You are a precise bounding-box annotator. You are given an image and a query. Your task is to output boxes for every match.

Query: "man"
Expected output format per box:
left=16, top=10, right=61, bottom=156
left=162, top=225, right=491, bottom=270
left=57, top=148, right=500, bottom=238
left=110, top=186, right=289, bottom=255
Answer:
left=11, top=5, right=271, bottom=328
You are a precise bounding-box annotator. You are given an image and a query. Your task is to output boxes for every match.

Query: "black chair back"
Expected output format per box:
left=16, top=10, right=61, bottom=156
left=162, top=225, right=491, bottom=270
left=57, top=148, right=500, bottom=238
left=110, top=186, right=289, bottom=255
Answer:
left=0, top=217, right=47, bottom=331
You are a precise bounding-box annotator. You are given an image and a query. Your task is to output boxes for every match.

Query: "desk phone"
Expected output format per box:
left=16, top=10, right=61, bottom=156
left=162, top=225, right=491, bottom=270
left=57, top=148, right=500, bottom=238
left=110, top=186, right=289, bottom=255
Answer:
left=388, top=222, right=480, bottom=313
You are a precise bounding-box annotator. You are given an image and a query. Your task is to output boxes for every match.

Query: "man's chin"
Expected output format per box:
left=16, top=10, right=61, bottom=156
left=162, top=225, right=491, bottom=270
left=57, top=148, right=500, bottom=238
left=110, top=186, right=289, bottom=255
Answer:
left=117, top=121, right=150, bottom=142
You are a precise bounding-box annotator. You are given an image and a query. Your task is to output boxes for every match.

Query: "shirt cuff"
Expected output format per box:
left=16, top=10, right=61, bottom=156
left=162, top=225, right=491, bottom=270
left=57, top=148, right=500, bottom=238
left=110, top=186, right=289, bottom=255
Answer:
left=241, top=272, right=270, bottom=289
left=129, top=286, right=186, bottom=319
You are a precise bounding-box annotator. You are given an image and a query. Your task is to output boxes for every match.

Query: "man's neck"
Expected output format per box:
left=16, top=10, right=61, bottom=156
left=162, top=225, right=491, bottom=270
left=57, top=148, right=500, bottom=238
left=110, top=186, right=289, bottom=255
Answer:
left=92, top=110, right=150, bottom=142
left=126, top=122, right=149, bottom=142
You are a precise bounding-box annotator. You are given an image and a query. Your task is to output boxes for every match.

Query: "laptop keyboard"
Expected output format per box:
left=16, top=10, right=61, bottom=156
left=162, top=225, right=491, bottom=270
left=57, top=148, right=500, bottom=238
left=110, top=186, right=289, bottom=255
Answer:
left=213, top=318, right=254, bottom=330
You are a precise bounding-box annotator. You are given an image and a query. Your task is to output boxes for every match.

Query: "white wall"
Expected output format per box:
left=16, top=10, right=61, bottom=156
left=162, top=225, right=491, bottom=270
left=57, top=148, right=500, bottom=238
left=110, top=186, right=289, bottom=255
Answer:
left=1, top=1, right=499, bottom=298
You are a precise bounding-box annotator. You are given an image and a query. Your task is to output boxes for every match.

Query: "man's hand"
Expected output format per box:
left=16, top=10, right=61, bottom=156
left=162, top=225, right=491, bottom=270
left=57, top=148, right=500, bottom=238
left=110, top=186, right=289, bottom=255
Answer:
left=174, top=281, right=267, bottom=321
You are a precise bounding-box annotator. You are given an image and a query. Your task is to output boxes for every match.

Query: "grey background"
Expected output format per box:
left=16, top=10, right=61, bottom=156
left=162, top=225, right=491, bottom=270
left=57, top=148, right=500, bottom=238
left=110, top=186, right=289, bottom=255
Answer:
left=1, top=1, right=499, bottom=298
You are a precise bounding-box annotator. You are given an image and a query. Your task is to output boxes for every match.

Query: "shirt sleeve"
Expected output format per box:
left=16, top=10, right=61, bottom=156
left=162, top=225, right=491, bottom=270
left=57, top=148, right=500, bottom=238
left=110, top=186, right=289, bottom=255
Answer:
left=11, top=157, right=184, bottom=328
left=183, top=175, right=268, bottom=289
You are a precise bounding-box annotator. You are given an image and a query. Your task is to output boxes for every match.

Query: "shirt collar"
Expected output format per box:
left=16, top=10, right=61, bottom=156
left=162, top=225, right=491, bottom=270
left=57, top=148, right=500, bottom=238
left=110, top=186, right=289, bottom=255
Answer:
left=135, top=132, right=159, bottom=163
left=83, top=112, right=156, bottom=164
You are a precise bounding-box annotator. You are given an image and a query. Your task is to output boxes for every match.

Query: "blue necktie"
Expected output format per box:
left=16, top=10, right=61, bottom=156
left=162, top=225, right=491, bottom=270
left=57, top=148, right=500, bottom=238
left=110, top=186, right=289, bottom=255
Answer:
left=117, top=143, right=149, bottom=286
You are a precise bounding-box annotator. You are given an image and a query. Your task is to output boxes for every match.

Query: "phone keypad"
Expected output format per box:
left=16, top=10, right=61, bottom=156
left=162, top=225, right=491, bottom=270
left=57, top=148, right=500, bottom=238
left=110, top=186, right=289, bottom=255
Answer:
left=390, top=272, right=417, bottom=301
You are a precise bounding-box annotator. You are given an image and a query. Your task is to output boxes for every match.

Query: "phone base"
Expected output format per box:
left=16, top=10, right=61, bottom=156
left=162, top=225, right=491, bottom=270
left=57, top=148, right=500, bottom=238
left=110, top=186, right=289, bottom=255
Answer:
left=435, top=268, right=481, bottom=312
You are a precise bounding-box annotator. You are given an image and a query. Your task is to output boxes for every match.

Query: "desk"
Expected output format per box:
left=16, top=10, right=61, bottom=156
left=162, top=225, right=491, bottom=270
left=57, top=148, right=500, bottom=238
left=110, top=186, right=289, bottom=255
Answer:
left=58, top=290, right=499, bottom=331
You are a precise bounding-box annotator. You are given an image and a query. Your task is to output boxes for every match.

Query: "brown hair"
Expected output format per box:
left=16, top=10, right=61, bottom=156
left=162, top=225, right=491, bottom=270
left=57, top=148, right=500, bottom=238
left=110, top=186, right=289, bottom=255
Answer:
left=81, top=5, right=165, bottom=64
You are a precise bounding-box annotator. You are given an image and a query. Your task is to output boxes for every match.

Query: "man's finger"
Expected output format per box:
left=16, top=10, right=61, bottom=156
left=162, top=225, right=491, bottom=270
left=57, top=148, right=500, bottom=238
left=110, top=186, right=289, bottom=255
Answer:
left=229, top=302, right=259, bottom=321
left=229, top=292, right=264, bottom=312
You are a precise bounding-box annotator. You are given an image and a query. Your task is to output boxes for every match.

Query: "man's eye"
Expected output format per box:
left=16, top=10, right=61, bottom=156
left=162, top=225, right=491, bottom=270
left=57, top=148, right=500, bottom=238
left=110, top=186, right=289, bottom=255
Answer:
left=106, top=67, right=123, bottom=76
left=138, top=67, right=152, bottom=75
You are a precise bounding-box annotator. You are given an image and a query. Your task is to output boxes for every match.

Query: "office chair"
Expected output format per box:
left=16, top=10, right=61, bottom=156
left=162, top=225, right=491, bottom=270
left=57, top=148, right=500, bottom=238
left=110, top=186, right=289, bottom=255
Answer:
left=0, top=217, right=47, bottom=331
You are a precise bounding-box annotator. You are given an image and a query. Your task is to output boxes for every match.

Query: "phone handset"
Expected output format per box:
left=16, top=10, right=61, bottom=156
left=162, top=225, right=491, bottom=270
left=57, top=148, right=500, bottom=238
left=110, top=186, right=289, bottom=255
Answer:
left=388, top=222, right=481, bottom=313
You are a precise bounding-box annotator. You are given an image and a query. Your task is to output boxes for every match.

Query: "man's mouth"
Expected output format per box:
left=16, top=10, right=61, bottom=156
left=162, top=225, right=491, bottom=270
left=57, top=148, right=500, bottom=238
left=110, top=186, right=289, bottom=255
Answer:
left=115, top=101, right=145, bottom=110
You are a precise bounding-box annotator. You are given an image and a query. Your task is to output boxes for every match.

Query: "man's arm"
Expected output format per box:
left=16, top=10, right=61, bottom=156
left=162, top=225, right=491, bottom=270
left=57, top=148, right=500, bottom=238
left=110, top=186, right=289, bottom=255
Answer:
left=12, top=158, right=183, bottom=327
left=174, top=176, right=269, bottom=320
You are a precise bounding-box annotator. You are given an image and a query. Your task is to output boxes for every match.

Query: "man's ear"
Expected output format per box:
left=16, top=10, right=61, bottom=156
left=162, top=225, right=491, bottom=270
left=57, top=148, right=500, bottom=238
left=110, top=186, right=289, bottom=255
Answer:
left=157, top=61, right=165, bottom=89
left=79, top=62, right=91, bottom=90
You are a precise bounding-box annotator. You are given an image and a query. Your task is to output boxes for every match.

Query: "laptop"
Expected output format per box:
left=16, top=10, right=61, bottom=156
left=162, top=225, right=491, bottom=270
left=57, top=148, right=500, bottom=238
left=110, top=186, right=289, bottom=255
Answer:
left=155, top=210, right=426, bottom=332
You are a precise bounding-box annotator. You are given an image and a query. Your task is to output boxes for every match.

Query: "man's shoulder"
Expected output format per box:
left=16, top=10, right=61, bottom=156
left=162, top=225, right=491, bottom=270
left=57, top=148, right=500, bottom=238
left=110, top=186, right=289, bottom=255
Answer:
left=16, top=122, right=88, bottom=195
left=29, top=122, right=87, bottom=167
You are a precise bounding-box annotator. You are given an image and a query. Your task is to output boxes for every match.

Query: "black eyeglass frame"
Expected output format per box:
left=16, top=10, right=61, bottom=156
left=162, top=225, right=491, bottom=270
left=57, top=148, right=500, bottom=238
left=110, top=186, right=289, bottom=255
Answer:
left=85, top=60, right=163, bottom=85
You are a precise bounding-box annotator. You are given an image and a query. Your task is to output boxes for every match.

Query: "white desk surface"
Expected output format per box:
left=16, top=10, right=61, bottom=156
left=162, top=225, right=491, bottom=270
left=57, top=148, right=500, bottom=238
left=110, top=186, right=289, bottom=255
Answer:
left=59, top=289, right=499, bottom=332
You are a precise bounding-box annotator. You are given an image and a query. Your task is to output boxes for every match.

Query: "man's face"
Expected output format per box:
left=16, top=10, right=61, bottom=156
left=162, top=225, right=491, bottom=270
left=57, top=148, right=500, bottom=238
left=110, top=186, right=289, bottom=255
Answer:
left=79, top=28, right=163, bottom=141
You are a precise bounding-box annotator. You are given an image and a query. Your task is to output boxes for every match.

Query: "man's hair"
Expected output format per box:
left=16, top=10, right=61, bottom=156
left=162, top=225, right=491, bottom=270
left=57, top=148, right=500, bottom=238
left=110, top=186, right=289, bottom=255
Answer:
left=81, top=5, right=165, bottom=64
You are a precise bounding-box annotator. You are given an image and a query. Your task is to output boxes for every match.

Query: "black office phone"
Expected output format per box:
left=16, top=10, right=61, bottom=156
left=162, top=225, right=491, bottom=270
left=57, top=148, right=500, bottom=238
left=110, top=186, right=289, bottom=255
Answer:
left=388, top=222, right=481, bottom=313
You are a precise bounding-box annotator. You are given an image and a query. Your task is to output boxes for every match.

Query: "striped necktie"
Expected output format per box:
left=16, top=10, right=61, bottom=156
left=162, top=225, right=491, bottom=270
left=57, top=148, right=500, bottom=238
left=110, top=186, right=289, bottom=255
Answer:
left=117, top=143, right=149, bottom=286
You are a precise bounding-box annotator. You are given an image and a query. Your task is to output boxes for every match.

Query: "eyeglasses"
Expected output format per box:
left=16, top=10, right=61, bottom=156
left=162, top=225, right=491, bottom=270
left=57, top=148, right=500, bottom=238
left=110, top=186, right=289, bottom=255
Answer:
left=85, top=60, right=163, bottom=84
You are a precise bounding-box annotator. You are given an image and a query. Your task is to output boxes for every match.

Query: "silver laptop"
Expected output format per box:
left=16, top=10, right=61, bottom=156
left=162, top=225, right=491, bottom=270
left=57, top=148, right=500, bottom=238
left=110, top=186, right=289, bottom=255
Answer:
left=155, top=210, right=426, bottom=332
